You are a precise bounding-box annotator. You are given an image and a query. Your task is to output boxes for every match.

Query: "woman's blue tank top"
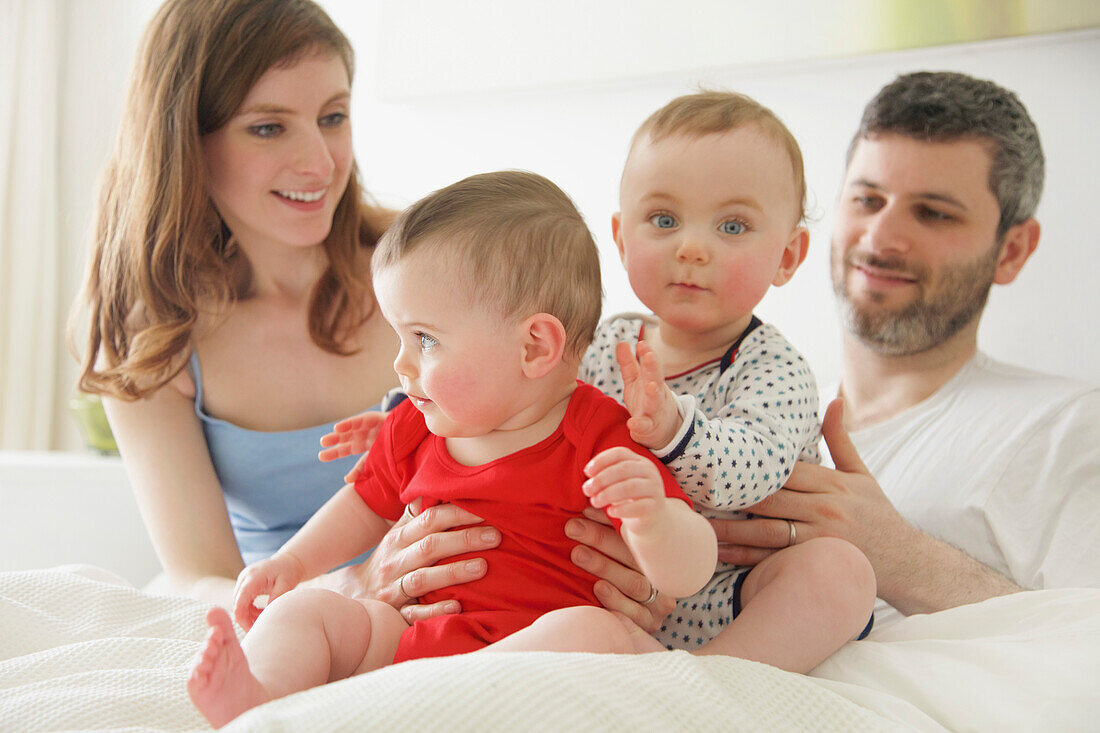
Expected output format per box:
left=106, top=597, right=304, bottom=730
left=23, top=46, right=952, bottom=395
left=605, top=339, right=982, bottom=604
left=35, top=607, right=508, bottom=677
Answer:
left=189, top=352, right=374, bottom=566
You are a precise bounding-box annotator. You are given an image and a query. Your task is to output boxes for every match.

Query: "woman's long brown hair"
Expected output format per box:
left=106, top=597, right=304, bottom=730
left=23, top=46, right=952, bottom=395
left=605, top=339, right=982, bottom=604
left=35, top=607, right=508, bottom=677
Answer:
left=73, top=0, right=388, bottom=399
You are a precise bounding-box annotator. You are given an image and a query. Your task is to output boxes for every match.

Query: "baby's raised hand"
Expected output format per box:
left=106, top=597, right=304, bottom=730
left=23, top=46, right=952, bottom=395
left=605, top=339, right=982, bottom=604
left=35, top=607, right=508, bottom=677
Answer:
left=232, top=552, right=306, bottom=630
left=616, top=341, right=681, bottom=449
left=583, top=447, right=667, bottom=533
left=318, top=410, right=387, bottom=483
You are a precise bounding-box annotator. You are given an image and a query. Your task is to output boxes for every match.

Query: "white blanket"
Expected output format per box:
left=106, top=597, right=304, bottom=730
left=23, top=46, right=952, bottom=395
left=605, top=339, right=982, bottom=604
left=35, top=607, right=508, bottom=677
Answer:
left=2, top=566, right=1098, bottom=732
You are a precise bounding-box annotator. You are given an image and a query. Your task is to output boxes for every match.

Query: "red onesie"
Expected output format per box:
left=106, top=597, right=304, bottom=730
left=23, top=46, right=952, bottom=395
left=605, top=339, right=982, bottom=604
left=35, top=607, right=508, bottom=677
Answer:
left=353, top=382, right=691, bottom=662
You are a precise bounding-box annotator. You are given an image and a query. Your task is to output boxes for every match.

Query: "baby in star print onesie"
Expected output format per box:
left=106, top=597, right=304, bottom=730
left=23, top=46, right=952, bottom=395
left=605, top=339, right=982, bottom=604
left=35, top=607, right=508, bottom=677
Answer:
left=580, top=91, right=876, bottom=669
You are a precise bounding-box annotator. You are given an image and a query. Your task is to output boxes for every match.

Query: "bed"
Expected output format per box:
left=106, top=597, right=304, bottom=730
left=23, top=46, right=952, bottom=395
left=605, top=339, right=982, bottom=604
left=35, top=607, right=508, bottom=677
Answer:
left=3, top=452, right=1098, bottom=731
left=2, top=565, right=1098, bottom=732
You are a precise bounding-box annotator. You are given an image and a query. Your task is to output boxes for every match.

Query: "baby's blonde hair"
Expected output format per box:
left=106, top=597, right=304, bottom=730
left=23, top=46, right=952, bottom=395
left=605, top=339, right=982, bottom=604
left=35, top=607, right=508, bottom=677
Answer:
left=373, top=171, right=602, bottom=358
left=630, top=90, right=806, bottom=224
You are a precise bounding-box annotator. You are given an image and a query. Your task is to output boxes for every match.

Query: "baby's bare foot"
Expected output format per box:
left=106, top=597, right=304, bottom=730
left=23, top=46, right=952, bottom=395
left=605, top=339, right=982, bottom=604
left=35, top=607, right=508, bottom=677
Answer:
left=187, top=607, right=271, bottom=728
left=612, top=611, right=667, bottom=653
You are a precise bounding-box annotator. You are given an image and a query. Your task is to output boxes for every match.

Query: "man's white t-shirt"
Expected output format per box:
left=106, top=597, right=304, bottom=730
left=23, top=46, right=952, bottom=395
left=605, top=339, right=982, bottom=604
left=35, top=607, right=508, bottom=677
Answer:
left=826, top=352, right=1099, bottom=624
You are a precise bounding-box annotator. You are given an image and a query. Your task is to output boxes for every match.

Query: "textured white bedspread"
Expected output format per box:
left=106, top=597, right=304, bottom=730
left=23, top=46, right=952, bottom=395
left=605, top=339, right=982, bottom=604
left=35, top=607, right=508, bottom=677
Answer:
left=2, top=566, right=1097, bottom=731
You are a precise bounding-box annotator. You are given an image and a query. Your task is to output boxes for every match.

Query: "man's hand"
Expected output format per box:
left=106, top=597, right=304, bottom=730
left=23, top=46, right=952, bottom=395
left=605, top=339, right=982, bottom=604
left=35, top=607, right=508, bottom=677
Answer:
left=713, top=397, right=1021, bottom=614
left=616, top=341, right=681, bottom=449
left=318, top=410, right=387, bottom=483
left=711, top=397, right=906, bottom=565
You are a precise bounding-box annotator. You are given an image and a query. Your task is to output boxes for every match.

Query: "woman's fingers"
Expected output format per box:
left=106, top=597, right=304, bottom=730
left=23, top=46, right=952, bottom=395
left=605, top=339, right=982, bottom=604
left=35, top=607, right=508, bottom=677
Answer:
left=400, top=600, right=462, bottom=624
left=358, top=503, right=500, bottom=609
left=391, top=504, right=499, bottom=561
left=384, top=527, right=498, bottom=589
left=398, top=558, right=487, bottom=601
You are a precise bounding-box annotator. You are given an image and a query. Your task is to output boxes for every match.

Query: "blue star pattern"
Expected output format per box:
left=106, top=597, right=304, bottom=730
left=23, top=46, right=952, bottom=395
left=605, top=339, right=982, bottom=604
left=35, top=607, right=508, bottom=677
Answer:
left=579, top=313, right=821, bottom=649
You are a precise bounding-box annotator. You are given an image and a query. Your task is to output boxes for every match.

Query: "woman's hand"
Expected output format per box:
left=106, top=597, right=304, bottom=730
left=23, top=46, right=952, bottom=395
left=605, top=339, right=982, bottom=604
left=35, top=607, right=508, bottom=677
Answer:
left=564, top=509, right=676, bottom=633
left=315, top=502, right=502, bottom=624
left=318, top=410, right=387, bottom=483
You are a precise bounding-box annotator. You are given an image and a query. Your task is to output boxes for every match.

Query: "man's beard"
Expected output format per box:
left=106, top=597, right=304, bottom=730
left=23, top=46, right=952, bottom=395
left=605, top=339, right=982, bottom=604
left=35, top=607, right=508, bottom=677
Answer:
left=831, top=242, right=1001, bottom=356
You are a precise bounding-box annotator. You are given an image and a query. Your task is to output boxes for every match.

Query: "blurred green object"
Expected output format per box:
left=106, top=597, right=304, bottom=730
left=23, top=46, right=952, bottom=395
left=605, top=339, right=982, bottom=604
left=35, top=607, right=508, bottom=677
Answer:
left=70, top=394, right=119, bottom=455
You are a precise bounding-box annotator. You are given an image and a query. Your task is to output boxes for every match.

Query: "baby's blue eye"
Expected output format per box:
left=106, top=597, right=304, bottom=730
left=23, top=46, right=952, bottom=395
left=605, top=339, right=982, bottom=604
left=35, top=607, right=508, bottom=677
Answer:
left=649, top=213, right=677, bottom=229
left=417, top=333, right=438, bottom=351
left=719, top=220, right=747, bottom=235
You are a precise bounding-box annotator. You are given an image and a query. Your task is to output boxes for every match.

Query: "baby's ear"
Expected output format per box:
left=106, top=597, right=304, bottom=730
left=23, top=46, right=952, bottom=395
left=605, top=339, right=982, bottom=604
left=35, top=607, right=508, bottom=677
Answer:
left=772, top=226, right=810, bottom=287
left=520, top=313, right=567, bottom=378
left=611, top=213, right=626, bottom=261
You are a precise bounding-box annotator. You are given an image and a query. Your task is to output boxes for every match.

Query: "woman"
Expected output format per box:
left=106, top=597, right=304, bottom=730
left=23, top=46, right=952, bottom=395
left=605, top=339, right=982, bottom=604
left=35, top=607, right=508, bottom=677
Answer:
left=75, top=0, right=672, bottom=631
left=72, top=0, right=436, bottom=605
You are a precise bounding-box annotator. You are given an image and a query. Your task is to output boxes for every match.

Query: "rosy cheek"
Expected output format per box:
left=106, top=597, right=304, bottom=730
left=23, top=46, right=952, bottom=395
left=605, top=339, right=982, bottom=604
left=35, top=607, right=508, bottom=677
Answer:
left=422, top=367, right=478, bottom=410
left=625, top=248, right=663, bottom=290
left=722, top=261, right=773, bottom=311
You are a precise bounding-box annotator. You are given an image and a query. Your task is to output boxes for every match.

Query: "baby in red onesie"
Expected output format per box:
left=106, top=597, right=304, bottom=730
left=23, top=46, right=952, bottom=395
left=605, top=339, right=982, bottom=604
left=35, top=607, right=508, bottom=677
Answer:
left=187, top=170, right=717, bottom=728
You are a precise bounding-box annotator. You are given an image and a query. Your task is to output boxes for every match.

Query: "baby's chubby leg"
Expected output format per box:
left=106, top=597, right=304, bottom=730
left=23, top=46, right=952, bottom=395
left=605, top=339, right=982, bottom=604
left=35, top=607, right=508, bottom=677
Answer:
left=485, top=605, right=665, bottom=655
left=188, top=588, right=407, bottom=727
left=696, top=537, right=875, bottom=673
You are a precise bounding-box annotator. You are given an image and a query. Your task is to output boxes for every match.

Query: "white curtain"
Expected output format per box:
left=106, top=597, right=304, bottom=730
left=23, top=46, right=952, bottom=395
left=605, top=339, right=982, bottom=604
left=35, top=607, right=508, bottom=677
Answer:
left=0, top=0, right=63, bottom=449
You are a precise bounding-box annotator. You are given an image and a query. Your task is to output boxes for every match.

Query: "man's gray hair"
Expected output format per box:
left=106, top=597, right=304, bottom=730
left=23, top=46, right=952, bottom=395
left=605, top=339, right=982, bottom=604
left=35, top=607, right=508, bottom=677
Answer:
left=848, top=71, right=1044, bottom=238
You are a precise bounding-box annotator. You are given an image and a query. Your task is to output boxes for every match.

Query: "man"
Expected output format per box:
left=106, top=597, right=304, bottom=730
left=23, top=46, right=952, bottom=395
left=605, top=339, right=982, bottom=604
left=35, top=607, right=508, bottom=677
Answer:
left=702, top=71, right=1100, bottom=622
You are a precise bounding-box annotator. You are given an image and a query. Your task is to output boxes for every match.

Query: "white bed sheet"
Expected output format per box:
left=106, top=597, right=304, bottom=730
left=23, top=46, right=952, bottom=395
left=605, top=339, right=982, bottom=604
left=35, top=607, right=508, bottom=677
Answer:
left=1, top=565, right=1097, bottom=732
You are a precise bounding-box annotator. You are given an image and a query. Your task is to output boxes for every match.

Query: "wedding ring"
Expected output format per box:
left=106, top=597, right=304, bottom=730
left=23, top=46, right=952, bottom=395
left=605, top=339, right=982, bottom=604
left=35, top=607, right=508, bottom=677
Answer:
left=641, top=584, right=659, bottom=606
left=786, top=520, right=797, bottom=548
left=398, top=573, right=413, bottom=601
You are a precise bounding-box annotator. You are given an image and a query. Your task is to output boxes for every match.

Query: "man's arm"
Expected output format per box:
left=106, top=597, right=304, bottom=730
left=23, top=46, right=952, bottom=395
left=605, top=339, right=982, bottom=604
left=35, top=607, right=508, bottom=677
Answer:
left=716, top=398, right=1022, bottom=615
left=863, top=519, right=1023, bottom=615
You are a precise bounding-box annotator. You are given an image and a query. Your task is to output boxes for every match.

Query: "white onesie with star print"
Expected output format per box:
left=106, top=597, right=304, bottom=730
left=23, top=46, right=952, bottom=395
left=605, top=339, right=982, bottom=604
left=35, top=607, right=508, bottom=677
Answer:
left=579, top=313, right=820, bottom=649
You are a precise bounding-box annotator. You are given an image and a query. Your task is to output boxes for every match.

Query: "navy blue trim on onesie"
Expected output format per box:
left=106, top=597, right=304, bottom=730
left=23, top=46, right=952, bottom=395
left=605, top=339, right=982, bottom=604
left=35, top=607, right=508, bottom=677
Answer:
left=660, top=315, right=765, bottom=465
left=719, top=315, right=764, bottom=374
left=662, top=424, right=696, bottom=466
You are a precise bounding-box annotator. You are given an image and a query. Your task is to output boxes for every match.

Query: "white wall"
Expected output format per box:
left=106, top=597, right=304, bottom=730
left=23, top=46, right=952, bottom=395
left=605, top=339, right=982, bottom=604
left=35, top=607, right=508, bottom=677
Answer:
left=53, top=4, right=1099, bottom=454
left=52, top=0, right=162, bottom=450
left=321, top=2, right=1098, bottom=389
